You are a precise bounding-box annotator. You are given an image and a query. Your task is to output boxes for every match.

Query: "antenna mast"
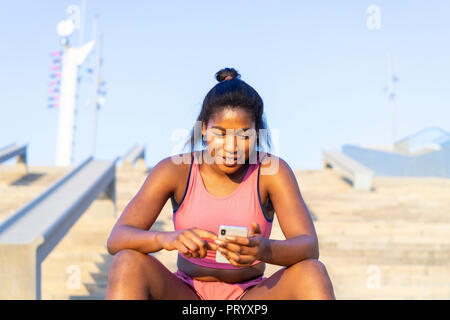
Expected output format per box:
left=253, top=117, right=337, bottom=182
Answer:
left=386, top=54, right=397, bottom=147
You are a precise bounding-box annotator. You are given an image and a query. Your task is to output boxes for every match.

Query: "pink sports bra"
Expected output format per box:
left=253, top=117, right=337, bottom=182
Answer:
left=173, top=151, right=273, bottom=270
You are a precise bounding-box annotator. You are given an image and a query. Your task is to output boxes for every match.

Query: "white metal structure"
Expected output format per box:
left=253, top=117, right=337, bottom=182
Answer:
left=55, top=40, right=94, bottom=166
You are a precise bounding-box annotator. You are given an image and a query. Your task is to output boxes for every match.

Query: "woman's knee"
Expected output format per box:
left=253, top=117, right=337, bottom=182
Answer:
left=287, top=258, right=329, bottom=278
left=286, top=259, right=333, bottom=288
left=286, top=258, right=335, bottom=299
left=108, top=249, right=155, bottom=280
left=106, top=249, right=161, bottom=299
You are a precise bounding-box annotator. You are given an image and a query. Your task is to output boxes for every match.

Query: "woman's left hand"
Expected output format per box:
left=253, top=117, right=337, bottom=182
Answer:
left=215, top=222, right=267, bottom=267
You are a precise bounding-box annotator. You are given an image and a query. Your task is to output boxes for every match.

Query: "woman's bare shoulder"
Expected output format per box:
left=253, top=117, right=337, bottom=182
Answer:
left=259, top=152, right=284, bottom=170
left=149, top=152, right=193, bottom=179
left=258, top=152, right=295, bottom=183
left=111, top=152, right=195, bottom=232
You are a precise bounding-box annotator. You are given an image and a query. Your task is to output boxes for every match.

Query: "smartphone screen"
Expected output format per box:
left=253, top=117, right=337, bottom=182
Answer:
left=216, top=225, right=248, bottom=263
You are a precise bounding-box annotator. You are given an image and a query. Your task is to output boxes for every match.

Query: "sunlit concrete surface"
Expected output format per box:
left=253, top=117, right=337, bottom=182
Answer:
left=0, top=163, right=449, bottom=299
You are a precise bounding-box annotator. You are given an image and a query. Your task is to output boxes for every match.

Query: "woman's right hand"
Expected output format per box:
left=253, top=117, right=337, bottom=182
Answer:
left=157, top=228, right=218, bottom=258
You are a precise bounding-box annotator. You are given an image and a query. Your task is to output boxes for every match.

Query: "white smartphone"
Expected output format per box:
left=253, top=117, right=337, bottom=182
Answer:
left=215, top=225, right=248, bottom=263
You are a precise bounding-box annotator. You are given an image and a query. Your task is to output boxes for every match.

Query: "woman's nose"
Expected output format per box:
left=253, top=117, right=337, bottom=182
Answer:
left=224, top=135, right=237, bottom=152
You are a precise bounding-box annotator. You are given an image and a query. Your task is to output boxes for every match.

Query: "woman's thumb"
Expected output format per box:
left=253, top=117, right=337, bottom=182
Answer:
left=250, top=222, right=262, bottom=235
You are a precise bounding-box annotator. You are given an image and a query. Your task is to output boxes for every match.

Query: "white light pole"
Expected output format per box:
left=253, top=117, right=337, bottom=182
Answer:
left=386, top=54, right=398, bottom=147
left=91, top=15, right=103, bottom=156
left=55, top=18, right=94, bottom=166
left=91, top=15, right=104, bottom=156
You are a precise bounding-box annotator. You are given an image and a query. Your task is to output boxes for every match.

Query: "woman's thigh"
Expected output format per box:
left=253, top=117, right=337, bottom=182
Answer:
left=106, top=249, right=200, bottom=300
left=240, top=259, right=335, bottom=300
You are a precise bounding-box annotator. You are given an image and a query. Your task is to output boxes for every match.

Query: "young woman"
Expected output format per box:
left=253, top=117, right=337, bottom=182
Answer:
left=105, top=68, right=335, bottom=300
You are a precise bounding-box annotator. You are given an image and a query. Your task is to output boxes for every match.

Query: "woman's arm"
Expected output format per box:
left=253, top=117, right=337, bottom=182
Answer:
left=107, top=154, right=218, bottom=257
left=259, top=235, right=318, bottom=266
left=106, top=156, right=180, bottom=255
left=260, top=155, right=319, bottom=266
left=107, top=226, right=165, bottom=255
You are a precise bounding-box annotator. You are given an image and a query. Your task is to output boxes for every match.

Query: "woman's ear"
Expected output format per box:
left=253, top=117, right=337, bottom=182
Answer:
left=202, top=122, right=207, bottom=145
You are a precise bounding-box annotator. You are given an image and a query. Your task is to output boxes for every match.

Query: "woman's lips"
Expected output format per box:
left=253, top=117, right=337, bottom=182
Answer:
left=220, top=156, right=241, bottom=165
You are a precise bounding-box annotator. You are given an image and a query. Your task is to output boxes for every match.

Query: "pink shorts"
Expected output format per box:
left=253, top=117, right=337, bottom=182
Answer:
left=173, top=269, right=266, bottom=300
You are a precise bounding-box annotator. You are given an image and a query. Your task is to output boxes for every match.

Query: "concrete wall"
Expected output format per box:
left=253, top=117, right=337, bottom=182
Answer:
left=342, top=143, right=450, bottom=178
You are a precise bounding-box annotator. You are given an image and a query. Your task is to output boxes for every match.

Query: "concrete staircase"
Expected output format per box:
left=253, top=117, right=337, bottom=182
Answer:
left=41, top=166, right=149, bottom=299
left=303, top=170, right=450, bottom=299
left=1, top=163, right=449, bottom=299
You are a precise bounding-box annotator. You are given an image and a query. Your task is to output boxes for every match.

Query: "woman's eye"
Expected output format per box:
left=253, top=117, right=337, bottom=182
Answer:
left=211, top=131, right=251, bottom=139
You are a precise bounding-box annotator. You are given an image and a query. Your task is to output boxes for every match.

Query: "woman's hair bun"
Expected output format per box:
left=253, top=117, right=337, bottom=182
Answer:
left=215, top=67, right=241, bottom=82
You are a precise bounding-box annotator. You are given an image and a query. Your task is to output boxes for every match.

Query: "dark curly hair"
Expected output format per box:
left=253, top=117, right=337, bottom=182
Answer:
left=183, top=67, right=272, bottom=158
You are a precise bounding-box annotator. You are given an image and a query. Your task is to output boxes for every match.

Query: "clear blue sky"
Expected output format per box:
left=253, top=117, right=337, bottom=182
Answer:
left=1, top=0, right=449, bottom=169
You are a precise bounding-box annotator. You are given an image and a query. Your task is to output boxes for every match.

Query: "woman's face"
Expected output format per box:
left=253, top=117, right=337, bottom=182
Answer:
left=202, top=107, right=257, bottom=174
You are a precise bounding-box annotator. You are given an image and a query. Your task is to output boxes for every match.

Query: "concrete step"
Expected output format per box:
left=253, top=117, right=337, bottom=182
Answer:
left=315, top=222, right=450, bottom=237
left=42, top=281, right=106, bottom=300
left=51, top=235, right=111, bottom=248
left=43, top=268, right=109, bottom=287
left=68, top=294, right=105, bottom=300
left=326, top=266, right=450, bottom=286
left=330, top=275, right=450, bottom=289
left=312, top=210, right=450, bottom=224
left=319, top=239, right=450, bottom=251
left=321, top=261, right=449, bottom=274
left=320, top=242, right=450, bottom=253
left=42, top=264, right=110, bottom=283
left=44, top=250, right=107, bottom=262
left=334, top=284, right=450, bottom=300
left=42, top=254, right=111, bottom=300
left=320, top=250, right=449, bottom=266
